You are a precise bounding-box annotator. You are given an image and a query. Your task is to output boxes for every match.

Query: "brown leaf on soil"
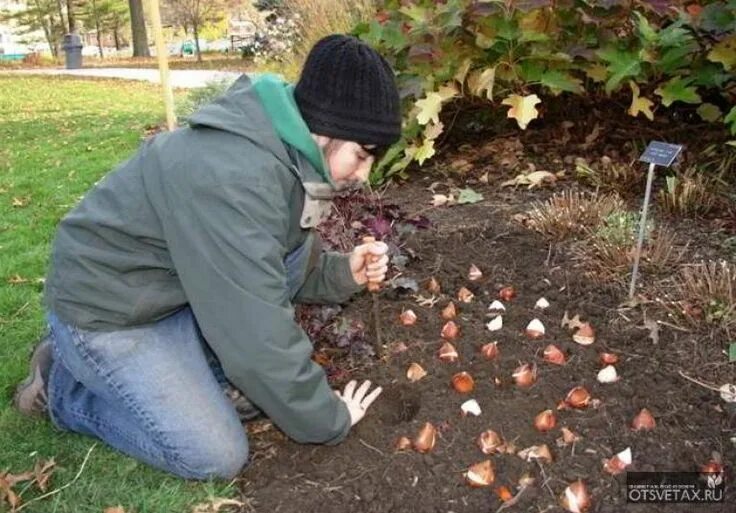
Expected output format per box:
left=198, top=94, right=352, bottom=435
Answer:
left=500, top=171, right=558, bottom=189
left=104, top=507, right=126, bottom=513
left=642, top=317, right=659, bottom=344
left=560, top=311, right=585, bottom=331
left=191, top=498, right=245, bottom=513
left=311, top=351, right=332, bottom=367
left=33, top=458, right=55, bottom=492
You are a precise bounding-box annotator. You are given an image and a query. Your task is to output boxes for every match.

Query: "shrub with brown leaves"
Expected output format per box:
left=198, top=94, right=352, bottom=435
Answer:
left=665, top=261, right=736, bottom=331
left=575, top=158, right=645, bottom=198
left=573, top=213, right=685, bottom=285
left=523, top=190, right=625, bottom=241
left=656, top=167, right=723, bottom=217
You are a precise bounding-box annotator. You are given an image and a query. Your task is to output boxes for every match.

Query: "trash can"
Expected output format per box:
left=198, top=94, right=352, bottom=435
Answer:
left=62, top=33, right=83, bottom=69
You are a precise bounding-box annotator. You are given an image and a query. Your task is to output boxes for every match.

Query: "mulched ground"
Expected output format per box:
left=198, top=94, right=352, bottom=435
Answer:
left=235, top=171, right=735, bottom=512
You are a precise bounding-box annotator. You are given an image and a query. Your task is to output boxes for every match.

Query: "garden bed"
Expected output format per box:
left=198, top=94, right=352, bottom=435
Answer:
left=237, top=171, right=735, bottom=512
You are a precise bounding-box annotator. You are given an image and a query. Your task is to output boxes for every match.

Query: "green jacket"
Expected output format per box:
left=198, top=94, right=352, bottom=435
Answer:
left=44, top=74, right=361, bottom=445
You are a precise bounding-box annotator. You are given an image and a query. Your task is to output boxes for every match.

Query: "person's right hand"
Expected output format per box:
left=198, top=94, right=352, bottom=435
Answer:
left=334, top=379, right=382, bottom=426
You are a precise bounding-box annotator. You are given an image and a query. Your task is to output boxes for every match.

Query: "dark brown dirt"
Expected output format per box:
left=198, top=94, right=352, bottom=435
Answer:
left=237, top=178, right=736, bottom=513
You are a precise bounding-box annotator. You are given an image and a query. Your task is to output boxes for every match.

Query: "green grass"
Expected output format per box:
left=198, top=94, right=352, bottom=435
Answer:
left=0, top=76, right=233, bottom=513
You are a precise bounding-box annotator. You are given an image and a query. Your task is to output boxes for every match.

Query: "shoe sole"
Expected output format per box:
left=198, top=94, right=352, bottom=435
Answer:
left=13, top=337, right=51, bottom=417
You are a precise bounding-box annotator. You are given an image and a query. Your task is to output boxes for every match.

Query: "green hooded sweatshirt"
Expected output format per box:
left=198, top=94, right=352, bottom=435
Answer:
left=44, top=74, right=361, bottom=445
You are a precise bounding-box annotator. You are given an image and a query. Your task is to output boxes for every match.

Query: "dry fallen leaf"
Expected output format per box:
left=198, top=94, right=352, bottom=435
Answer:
left=500, top=171, right=557, bottom=189
left=560, top=311, right=585, bottom=331
left=7, top=275, right=29, bottom=285
left=412, top=294, right=440, bottom=307
left=33, top=458, right=55, bottom=492
left=642, top=317, right=659, bottom=345
left=11, top=196, right=30, bottom=208
left=104, top=507, right=126, bottom=513
left=431, top=194, right=456, bottom=207
left=192, top=498, right=245, bottom=513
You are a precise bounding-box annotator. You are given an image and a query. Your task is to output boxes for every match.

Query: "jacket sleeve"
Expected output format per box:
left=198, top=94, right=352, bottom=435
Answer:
left=293, top=239, right=364, bottom=305
left=161, top=176, right=351, bottom=445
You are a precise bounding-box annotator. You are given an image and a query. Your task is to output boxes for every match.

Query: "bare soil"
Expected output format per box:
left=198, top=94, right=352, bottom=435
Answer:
left=237, top=176, right=735, bottom=513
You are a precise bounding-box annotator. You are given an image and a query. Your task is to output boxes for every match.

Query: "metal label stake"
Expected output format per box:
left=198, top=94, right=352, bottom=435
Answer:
left=629, top=141, right=683, bottom=299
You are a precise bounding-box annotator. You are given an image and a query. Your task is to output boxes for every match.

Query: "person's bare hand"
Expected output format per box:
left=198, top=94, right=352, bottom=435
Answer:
left=349, top=241, right=389, bottom=287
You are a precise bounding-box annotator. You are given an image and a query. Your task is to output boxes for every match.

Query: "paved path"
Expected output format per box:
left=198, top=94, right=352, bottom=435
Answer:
left=2, top=67, right=243, bottom=88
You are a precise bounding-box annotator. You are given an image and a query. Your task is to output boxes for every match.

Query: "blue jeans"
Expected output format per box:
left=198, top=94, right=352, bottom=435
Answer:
left=46, top=241, right=311, bottom=480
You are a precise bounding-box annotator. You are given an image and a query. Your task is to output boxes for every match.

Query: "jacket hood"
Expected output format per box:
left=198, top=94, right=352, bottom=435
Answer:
left=187, top=74, right=331, bottom=186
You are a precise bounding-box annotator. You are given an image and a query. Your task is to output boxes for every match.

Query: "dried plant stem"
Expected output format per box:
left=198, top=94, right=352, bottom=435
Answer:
left=17, top=444, right=97, bottom=512
left=678, top=371, right=722, bottom=393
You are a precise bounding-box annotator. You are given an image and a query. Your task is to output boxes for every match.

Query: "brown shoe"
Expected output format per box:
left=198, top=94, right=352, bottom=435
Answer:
left=13, top=334, right=53, bottom=417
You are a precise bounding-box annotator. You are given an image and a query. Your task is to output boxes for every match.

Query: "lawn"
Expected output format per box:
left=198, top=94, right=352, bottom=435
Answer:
left=0, top=76, right=233, bottom=513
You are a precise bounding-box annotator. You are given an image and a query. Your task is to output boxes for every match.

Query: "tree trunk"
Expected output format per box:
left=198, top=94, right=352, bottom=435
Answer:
left=193, top=23, right=202, bottom=62
left=128, top=0, right=150, bottom=57
left=66, top=0, right=76, bottom=32
left=91, top=0, right=104, bottom=57
left=113, top=25, right=121, bottom=50
left=55, top=0, right=65, bottom=31
left=40, top=18, right=55, bottom=56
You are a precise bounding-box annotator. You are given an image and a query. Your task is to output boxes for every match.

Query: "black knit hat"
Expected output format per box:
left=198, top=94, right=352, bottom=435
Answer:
left=295, top=34, right=402, bottom=147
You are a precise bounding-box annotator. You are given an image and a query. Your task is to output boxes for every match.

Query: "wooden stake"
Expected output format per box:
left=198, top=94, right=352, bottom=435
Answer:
left=147, top=0, right=176, bottom=131
left=362, top=236, right=383, bottom=357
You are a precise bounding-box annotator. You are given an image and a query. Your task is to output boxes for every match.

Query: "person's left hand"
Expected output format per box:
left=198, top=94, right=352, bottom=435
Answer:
left=349, top=241, right=389, bottom=287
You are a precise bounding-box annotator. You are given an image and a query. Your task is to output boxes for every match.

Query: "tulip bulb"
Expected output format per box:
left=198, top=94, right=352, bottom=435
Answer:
left=561, top=480, right=591, bottom=513
left=468, top=264, right=483, bottom=281
left=518, top=473, right=536, bottom=488
left=460, top=399, right=482, bottom=416
left=597, top=365, right=619, bottom=383
left=486, top=315, right=503, bottom=332
left=438, top=342, right=459, bottom=362
left=701, top=460, right=723, bottom=474
left=478, top=430, right=504, bottom=454
left=512, top=363, right=537, bottom=388
left=499, top=286, right=516, bottom=301
left=399, top=309, right=417, bottom=326
left=518, top=444, right=553, bottom=463
left=534, top=409, right=557, bottom=432
left=535, top=297, right=550, bottom=310
left=441, top=320, right=460, bottom=340
left=480, top=342, right=499, bottom=360
left=557, top=427, right=581, bottom=447
left=452, top=371, right=475, bottom=393
left=599, top=352, right=619, bottom=365
left=465, top=460, right=495, bottom=487
left=406, top=363, right=427, bottom=382
left=543, top=344, right=566, bottom=365
left=395, top=436, right=412, bottom=451
left=441, top=301, right=457, bottom=320
left=572, top=323, right=595, bottom=345
left=603, top=447, right=632, bottom=475
left=565, top=387, right=591, bottom=408
left=631, top=408, right=656, bottom=431
left=458, top=287, right=474, bottom=303
left=487, top=300, right=506, bottom=314
left=526, top=318, right=546, bottom=339
left=427, top=277, right=441, bottom=294
left=495, top=486, right=513, bottom=502
left=413, top=422, right=436, bottom=453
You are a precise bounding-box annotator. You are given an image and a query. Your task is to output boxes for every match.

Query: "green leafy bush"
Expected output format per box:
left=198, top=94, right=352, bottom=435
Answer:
left=175, top=77, right=238, bottom=122
left=354, top=0, right=736, bottom=181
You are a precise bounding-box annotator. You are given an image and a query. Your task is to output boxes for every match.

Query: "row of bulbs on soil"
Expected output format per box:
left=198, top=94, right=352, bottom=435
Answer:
left=391, top=264, right=719, bottom=512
